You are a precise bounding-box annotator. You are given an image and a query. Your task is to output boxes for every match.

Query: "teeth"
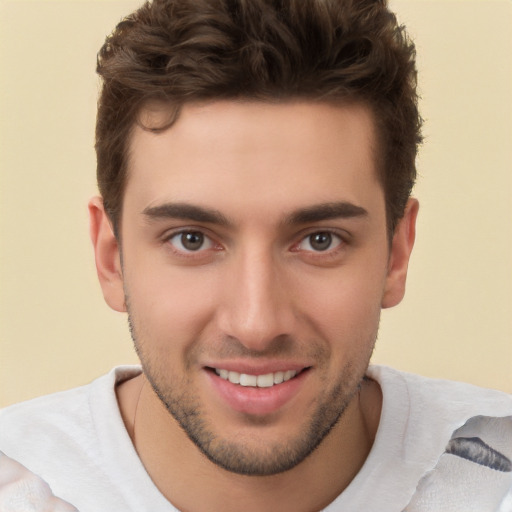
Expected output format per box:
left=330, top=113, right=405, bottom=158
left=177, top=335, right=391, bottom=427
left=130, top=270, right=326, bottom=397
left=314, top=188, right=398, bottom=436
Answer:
left=240, top=374, right=257, bottom=386
left=215, top=368, right=298, bottom=387
left=273, top=371, right=284, bottom=384
left=228, top=371, right=240, bottom=384
left=284, top=370, right=297, bottom=382
left=284, top=370, right=296, bottom=381
left=257, top=373, right=274, bottom=388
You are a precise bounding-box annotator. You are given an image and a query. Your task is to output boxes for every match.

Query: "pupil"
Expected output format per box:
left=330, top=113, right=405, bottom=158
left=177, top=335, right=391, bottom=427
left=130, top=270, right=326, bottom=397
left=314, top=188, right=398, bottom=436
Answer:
left=310, top=232, right=331, bottom=251
left=182, top=232, right=203, bottom=251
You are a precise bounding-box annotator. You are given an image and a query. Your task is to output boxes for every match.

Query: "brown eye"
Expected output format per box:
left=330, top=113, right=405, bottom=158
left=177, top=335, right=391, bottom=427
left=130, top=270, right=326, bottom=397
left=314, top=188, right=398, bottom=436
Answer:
left=309, top=232, right=332, bottom=251
left=298, top=231, right=342, bottom=252
left=181, top=232, right=204, bottom=251
left=169, top=231, right=213, bottom=252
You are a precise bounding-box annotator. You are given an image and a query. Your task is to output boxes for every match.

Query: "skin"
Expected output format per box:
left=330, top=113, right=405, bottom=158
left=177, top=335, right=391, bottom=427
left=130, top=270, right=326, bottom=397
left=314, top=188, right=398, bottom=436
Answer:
left=89, top=100, right=418, bottom=511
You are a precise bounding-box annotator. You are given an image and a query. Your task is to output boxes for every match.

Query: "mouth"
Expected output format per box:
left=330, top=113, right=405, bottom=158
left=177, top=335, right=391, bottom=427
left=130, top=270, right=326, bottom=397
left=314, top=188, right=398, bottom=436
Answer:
left=213, top=368, right=302, bottom=388
left=205, top=366, right=310, bottom=415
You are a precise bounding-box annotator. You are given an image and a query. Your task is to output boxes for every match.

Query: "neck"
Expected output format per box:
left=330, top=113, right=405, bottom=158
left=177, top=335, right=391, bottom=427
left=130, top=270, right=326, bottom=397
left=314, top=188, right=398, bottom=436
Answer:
left=117, top=374, right=381, bottom=512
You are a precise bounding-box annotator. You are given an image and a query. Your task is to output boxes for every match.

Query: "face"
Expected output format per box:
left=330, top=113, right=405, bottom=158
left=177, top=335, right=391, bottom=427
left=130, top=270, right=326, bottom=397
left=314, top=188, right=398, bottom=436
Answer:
left=95, top=101, right=414, bottom=476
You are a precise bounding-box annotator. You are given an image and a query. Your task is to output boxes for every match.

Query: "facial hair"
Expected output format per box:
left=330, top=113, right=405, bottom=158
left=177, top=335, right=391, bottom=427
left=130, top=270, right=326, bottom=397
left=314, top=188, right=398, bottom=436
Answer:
left=127, top=309, right=376, bottom=476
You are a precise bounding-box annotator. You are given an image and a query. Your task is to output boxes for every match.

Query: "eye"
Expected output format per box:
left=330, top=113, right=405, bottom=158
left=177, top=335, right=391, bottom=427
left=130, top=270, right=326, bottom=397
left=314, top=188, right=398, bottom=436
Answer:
left=297, top=231, right=343, bottom=252
left=168, top=231, right=214, bottom=252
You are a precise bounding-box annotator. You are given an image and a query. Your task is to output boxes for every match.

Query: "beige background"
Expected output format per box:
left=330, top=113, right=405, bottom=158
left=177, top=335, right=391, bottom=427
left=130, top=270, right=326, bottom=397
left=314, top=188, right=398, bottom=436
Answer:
left=0, top=0, right=511, bottom=407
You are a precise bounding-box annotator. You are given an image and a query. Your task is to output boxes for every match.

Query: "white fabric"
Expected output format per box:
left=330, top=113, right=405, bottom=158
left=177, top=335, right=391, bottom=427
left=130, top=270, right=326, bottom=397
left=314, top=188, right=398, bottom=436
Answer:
left=0, top=452, right=78, bottom=512
left=0, top=365, right=511, bottom=511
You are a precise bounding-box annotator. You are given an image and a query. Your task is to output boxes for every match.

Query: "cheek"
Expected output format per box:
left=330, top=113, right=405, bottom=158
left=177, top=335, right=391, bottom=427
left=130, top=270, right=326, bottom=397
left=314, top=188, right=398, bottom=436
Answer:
left=297, top=263, right=387, bottom=348
left=123, top=264, right=221, bottom=346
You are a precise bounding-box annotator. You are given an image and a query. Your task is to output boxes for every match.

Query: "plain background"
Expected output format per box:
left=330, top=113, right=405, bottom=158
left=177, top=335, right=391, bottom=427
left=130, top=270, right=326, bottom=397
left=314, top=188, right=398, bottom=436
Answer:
left=0, top=0, right=511, bottom=407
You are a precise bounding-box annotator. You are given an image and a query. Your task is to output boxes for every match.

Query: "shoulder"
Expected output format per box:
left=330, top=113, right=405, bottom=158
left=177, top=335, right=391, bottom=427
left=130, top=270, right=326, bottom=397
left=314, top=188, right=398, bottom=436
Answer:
left=0, top=366, right=141, bottom=467
left=352, top=366, right=512, bottom=511
left=0, top=366, right=161, bottom=511
left=368, top=364, right=512, bottom=418
left=0, top=381, right=92, bottom=445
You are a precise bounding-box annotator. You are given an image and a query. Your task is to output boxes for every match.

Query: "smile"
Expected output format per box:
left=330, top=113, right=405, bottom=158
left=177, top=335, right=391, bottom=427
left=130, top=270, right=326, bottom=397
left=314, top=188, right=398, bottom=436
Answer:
left=214, top=368, right=298, bottom=388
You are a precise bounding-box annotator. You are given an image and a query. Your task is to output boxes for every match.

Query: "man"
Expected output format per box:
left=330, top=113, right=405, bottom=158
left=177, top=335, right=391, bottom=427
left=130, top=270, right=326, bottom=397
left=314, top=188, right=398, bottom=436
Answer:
left=0, top=0, right=511, bottom=511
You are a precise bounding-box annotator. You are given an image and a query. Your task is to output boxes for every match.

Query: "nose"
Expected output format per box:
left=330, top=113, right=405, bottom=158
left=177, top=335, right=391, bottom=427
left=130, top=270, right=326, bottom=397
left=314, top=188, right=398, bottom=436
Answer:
left=217, top=243, right=295, bottom=352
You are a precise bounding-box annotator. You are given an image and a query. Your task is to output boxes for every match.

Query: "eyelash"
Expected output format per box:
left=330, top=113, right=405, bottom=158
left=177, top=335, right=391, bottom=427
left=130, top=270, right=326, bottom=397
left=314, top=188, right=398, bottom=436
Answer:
left=293, top=230, right=344, bottom=253
left=162, top=228, right=348, bottom=260
left=163, top=229, right=221, bottom=260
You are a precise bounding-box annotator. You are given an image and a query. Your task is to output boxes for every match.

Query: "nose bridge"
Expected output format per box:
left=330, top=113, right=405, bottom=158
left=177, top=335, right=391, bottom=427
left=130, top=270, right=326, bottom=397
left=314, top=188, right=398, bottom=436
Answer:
left=218, top=239, right=292, bottom=350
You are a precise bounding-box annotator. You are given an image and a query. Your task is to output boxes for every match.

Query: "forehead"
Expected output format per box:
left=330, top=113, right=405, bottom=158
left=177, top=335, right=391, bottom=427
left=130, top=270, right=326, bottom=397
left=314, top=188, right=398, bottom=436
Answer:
left=124, top=100, right=383, bottom=222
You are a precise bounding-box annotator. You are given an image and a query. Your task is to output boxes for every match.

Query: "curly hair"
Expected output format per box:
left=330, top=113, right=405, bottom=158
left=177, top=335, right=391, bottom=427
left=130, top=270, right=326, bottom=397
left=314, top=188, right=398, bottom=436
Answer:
left=96, top=0, right=422, bottom=236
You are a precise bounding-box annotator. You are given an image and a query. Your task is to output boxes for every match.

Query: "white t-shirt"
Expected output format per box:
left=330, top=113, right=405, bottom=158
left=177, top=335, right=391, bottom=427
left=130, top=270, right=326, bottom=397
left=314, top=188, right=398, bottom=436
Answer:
left=1, top=365, right=511, bottom=511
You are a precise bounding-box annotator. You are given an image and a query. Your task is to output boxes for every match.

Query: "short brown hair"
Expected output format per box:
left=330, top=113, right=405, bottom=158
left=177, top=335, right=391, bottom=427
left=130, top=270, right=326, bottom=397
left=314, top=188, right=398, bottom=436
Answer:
left=96, top=0, right=422, bottom=236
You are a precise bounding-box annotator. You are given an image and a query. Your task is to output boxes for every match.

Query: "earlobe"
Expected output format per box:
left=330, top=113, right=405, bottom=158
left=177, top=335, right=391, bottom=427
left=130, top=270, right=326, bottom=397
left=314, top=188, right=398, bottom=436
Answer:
left=88, top=196, right=127, bottom=312
left=381, top=198, right=419, bottom=309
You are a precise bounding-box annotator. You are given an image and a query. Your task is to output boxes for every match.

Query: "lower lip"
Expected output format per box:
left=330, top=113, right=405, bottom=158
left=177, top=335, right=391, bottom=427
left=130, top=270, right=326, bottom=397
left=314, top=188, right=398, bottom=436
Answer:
left=206, top=369, right=308, bottom=416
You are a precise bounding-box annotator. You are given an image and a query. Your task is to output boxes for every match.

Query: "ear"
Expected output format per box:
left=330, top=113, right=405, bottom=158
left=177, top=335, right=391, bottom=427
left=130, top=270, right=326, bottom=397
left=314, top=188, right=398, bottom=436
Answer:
left=88, top=196, right=126, bottom=312
left=381, top=198, right=419, bottom=309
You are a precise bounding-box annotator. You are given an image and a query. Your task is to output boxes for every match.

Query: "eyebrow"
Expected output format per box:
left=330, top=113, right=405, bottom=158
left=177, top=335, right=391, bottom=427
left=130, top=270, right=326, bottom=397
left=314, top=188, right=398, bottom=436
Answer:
left=142, top=200, right=368, bottom=227
left=142, top=203, right=231, bottom=226
left=285, top=202, right=368, bottom=225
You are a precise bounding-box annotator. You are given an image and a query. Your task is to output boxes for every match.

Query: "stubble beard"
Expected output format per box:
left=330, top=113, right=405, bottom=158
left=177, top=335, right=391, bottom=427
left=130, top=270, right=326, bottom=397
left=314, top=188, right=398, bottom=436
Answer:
left=128, top=313, right=376, bottom=477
